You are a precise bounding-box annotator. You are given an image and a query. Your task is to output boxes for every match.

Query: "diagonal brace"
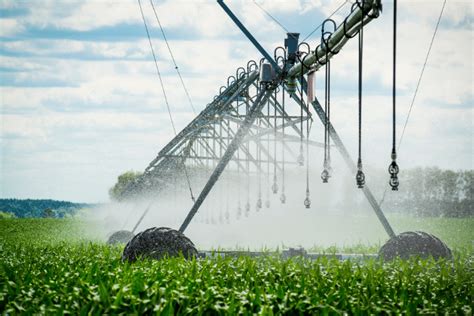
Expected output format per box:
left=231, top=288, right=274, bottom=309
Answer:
left=179, top=87, right=273, bottom=233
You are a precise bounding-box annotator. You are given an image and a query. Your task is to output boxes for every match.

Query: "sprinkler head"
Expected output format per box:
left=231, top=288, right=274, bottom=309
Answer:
left=256, top=198, right=262, bottom=209
left=388, top=160, right=399, bottom=191
left=388, top=161, right=399, bottom=174
left=356, top=169, right=365, bottom=189
left=271, top=182, right=279, bottom=194
left=280, top=193, right=286, bottom=204
left=389, top=175, right=399, bottom=191
left=245, top=202, right=250, bottom=213
left=321, top=169, right=329, bottom=183
left=304, top=197, right=311, bottom=209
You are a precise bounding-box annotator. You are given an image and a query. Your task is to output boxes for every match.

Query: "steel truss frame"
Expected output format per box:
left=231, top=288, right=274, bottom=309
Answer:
left=122, top=0, right=395, bottom=238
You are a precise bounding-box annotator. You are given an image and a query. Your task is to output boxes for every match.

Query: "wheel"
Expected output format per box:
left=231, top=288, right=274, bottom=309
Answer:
left=122, top=227, right=198, bottom=262
left=106, top=230, right=135, bottom=245
left=378, top=231, right=452, bottom=261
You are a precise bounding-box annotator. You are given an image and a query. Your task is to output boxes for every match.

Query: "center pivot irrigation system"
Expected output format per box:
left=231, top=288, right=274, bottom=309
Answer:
left=109, top=0, right=452, bottom=262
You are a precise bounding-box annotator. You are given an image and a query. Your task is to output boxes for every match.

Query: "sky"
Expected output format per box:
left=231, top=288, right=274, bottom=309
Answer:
left=0, top=0, right=472, bottom=203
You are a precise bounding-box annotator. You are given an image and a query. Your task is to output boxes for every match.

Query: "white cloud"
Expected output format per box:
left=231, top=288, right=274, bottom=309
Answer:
left=254, top=0, right=303, bottom=14
left=0, top=18, right=24, bottom=37
left=54, top=0, right=140, bottom=31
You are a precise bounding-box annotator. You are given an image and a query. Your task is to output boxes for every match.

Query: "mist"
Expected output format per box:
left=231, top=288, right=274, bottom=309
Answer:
left=89, top=146, right=408, bottom=251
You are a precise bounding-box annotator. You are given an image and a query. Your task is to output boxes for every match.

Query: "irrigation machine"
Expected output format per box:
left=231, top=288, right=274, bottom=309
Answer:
left=108, top=0, right=452, bottom=262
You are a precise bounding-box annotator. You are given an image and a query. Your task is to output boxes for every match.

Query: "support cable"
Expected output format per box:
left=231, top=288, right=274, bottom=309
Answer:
left=398, top=0, right=446, bottom=151
left=149, top=0, right=196, bottom=114
left=138, top=0, right=195, bottom=202
left=138, top=0, right=176, bottom=135
left=182, top=152, right=196, bottom=202
left=252, top=0, right=297, bottom=40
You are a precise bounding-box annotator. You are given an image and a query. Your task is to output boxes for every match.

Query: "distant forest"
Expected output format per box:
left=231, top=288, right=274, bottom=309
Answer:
left=1, top=168, right=472, bottom=219
left=0, top=199, right=93, bottom=218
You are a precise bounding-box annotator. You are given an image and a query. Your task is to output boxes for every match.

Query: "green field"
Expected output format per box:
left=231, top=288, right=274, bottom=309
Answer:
left=0, top=218, right=473, bottom=314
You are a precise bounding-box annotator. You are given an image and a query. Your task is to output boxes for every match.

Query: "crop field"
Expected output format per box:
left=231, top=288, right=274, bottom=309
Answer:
left=0, top=218, right=473, bottom=314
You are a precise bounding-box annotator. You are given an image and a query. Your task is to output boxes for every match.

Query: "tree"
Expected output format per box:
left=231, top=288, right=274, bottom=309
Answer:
left=42, top=208, right=55, bottom=218
left=0, top=211, right=16, bottom=219
left=109, top=170, right=143, bottom=201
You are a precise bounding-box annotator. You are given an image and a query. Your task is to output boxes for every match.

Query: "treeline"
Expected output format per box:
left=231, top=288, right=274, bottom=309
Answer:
left=371, top=168, right=473, bottom=218
left=109, top=167, right=473, bottom=218
left=0, top=199, right=93, bottom=218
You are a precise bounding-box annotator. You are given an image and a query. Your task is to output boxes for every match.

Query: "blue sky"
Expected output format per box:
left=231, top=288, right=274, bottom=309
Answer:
left=1, top=0, right=472, bottom=203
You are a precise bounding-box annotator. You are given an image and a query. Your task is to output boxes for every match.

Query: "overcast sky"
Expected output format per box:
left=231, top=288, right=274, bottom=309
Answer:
left=1, top=0, right=472, bottom=203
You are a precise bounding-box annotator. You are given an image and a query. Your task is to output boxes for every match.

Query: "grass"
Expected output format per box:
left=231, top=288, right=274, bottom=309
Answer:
left=0, top=218, right=473, bottom=314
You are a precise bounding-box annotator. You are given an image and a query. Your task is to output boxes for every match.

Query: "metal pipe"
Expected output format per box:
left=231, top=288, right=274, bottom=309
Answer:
left=288, top=0, right=380, bottom=78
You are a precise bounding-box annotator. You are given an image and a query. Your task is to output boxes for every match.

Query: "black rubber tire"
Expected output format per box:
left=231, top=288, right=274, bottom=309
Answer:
left=122, top=227, right=197, bottom=262
left=379, top=231, right=452, bottom=261
left=106, top=230, right=135, bottom=245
